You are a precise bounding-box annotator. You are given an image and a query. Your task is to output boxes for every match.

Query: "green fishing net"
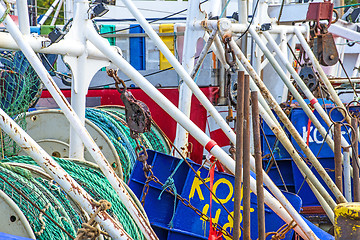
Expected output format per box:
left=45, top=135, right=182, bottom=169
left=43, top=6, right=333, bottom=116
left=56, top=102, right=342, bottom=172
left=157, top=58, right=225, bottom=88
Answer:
left=0, top=51, right=43, bottom=156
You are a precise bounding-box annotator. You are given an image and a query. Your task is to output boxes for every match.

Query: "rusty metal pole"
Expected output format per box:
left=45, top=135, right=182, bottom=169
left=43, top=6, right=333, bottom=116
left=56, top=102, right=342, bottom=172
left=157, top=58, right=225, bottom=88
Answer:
left=352, top=118, right=360, bottom=202
left=233, top=71, right=245, bottom=240
left=243, top=74, right=251, bottom=240
left=251, top=91, right=265, bottom=240
left=335, top=122, right=343, bottom=200
left=227, top=35, right=346, bottom=206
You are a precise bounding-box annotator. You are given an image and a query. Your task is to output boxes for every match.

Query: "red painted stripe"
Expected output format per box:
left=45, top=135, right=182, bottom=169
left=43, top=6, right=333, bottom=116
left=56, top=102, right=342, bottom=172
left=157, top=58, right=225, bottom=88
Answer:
left=205, top=140, right=217, bottom=152
left=310, top=98, right=318, bottom=106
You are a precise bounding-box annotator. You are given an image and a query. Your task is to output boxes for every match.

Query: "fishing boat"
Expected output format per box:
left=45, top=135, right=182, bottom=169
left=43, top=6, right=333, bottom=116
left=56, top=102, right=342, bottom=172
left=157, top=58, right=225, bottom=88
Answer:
left=0, top=0, right=359, bottom=239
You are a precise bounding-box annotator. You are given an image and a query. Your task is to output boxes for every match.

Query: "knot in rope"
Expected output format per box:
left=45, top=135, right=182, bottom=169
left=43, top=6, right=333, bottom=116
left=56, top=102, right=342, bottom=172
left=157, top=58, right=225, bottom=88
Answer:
left=158, top=176, right=177, bottom=228
left=76, top=199, right=112, bottom=240
left=157, top=158, right=184, bottom=228
left=95, top=199, right=112, bottom=212
left=76, top=223, right=100, bottom=240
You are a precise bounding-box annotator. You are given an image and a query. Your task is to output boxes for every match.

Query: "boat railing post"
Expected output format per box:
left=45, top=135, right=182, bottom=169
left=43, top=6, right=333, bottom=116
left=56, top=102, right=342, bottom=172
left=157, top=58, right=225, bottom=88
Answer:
left=243, top=74, right=251, bottom=239
left=234, top=71, right=245, bottom=240
left=0, top=8, right=158, bottom=239
left=0, top=109, right=132, bottom=240
left=352, top=118, right=360, bottom=201
left=229, top=26, right=346, bottom=204
left=251, top=91, right=265, bottom=240
left=224, top=31, right=346, bottom=205
left=335, top=122, right=344, bottom=201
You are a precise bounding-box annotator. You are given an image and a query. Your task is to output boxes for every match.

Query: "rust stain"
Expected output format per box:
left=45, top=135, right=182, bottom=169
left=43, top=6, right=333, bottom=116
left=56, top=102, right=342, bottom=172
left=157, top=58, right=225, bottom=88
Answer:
left=47, top=75, right=72, bottom=109
left=200, top=20, right=207, bottom=28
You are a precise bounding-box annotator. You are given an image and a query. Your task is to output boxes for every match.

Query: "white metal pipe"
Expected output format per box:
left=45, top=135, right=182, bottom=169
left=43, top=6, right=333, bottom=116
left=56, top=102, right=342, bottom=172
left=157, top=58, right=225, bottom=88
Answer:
left=280, top=31, right=289, bottom=103
left=174, top=0, right=203, bottom=156
left=38, top=0, right=61, bottom=25
left=194, top=20, right=307, bottom=34
left=328, top=22, right=360, bottom=46
left=213, top=33, right=230, bottom=69
left=263, top=31, right=354, bottom=158
left=248, top=28, right=346, bottom=204
left=69, top=54, right=87, bottom=160
left=344, top=150, right=352, bottom=202
left=0, top=108, right=132, bottom=240
left=0, top=32, right=110, bottom=59
left=228, top=37, right=338, bottom=210
left=118, top=0, right=236, bottom=145
left=16, top=0, right=30, bottom=34
left=239, top=0, right=247, bottom=24
left=295, top=28, right=351, bottom=124
left=1, top=11, right=157, bottom=239
left=51, top=0, right=65, bottom=26
left=330, top=78, right=360, bottom=84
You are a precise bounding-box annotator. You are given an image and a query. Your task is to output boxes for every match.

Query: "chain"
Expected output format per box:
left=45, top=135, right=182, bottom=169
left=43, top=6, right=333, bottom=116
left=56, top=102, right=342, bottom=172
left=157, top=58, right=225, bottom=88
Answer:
left=106, top=68, right=127, bottom=94
left=150, top=170, right=233, bottom=239
left=131, top=133, right=234, bottom=238
left=265, top=220, right=297, bottom=240
left=224, top=37, right=237, bottom=69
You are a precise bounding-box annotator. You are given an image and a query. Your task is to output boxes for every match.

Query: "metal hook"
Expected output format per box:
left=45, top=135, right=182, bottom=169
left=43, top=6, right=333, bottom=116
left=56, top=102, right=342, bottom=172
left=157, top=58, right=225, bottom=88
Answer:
left=329, top=106, right=348, bottom=124
left=346, top=100, right=360, bottom=119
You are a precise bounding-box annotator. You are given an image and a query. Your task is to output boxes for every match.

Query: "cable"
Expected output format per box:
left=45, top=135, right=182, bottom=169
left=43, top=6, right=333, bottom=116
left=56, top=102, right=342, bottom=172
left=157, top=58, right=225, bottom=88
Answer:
left=90, top=50, right=213, bottom=89
left=277, top=0, right=285, bottom=24
left=236, top=0, right=260, bottom=40
left=99, top=0, right=209, bottom=35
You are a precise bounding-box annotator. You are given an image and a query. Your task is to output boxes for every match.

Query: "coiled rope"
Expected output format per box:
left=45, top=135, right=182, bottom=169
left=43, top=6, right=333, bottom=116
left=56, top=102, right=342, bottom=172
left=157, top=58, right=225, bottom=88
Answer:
left=2, top=156, right=145, bottom=240
left=85, top=108, right=170, bottom=181
left=0, top=162, right=78, bottom=240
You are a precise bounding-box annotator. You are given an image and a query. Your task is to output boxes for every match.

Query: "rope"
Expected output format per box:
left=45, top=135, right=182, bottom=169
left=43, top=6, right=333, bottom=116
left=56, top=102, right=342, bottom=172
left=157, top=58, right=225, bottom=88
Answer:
left=0, top=162, right=78, bottom=239
left=2, top=156, right=145, bottom=240
left=86, top=108, right=170, bottom=181
left=158, top=158, right=184, bottom=228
